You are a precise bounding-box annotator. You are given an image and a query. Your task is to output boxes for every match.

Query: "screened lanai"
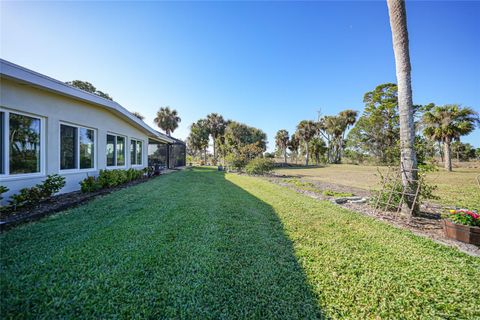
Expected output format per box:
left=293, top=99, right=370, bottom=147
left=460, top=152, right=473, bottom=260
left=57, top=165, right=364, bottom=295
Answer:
left=148, top=138, right=186, bottom=169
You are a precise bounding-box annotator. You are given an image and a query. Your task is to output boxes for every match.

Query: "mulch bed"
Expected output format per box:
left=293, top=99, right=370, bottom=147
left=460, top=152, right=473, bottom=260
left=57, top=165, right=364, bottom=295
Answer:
left=0, top=177, right=156, bottom=232
left=266, top=174, right=480, bottom=257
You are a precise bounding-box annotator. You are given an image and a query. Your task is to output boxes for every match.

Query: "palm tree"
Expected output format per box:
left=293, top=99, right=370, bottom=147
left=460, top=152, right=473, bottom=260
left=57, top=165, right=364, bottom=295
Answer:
left=188, top=119, right=210, bottom=164
left=422, top=104, right=479, bottom=171
left=337, top=110, right=358, bottom=163
left=275, top=129, right=290, bottom=165
left=296, top=120, right=318, bottom=166
left=309, top=137, right=327, bottom=166
left=288, top=133, right=300, bottom=164
left=205, top=113, right=226, bottom=164
left=154, top=106, right=181, bottom=136
left=387, top=0, right=418, bottom=215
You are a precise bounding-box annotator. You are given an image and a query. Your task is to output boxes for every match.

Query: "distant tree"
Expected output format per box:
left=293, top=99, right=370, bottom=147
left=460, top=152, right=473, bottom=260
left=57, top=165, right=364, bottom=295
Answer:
left=422, top=104, right=479, bottom=171
left=187, top=119, right=210, bottom=163
left=205, top=113, right=227, bottom=165
left=288, top=133, right=300, bottom=164
left=319, top=109, right=357, bottom=163
left=451, top=141, right=476, bottom=162
left=223, top=121, right=267, bottom=158
left=347, top=83, right=399, bottom=164
left=95, top=90, right=113, bottom=101
left=275, top=129, right=290, bottom=165
left=414, top=135, right=436, bottom=165
left=66, top=80, right=113, bottom=101
left=308, top=137, right=327, bottom=166
left=131, top=112, right=145, bottom=121
left=66, top=80, right=96, bottom=93
left=296, top=120, right=318, bottom=166
left=154, top=106, right=181, bottom=136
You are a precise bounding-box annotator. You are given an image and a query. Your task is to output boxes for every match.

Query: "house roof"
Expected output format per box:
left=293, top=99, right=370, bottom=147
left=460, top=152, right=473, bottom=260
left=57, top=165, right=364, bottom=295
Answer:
left=0, top=59, right=175, bottom=144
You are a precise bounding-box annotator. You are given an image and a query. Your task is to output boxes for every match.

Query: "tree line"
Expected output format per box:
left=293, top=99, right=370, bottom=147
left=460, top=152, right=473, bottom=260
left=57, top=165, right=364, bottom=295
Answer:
left=186, top=113, right=267, bottom=169
left=275, top=83, right=479, bottom=172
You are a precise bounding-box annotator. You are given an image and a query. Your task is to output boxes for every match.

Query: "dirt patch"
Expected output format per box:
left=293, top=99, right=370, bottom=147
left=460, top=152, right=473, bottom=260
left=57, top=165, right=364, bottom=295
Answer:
left=266, top=173, right=480, bottom=257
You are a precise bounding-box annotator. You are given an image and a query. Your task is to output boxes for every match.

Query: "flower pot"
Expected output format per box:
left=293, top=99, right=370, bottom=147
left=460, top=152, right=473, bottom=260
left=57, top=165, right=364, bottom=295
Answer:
left=443, top=220, right=480, bottom=245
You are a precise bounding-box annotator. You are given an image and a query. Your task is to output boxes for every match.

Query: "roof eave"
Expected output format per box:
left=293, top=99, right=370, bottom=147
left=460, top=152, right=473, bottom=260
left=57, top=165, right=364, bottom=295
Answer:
left=0, top=59, right=176, bottom=143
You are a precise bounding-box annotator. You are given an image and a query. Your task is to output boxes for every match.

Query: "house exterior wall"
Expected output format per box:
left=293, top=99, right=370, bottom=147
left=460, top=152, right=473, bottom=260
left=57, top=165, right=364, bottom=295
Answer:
left=0, top=78, right=149, bottom=202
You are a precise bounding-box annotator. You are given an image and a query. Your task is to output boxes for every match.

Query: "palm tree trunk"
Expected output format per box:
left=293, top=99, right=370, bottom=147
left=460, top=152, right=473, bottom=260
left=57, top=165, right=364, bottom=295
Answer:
left=444, top=139, right=452, bottom=171
left=387, top=0, right=418, bottom=216
left=438, top=141, right=444, bottom=162
left=305, top=142, right=309, bottom=166
left=284, top=148, right=287, bottom=166
left=213, top=137, right=217, bottom=165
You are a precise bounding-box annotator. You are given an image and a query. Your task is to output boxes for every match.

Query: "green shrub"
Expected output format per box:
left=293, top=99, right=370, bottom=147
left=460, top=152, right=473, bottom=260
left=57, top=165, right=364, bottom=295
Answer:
left=80, top=176, right=101, bottom=193
left=0, top=185, right=9, bottom=202
left=117, top=170, right=128, bottom=184
left=126, top=168, right=144, bottom=182
left=245, top=158, right=274, bottom=175
left=91, top=169, right=144, bottom=191
left=41, top=174, right=66, bottom=198
left=98, top=170, right=120, bottom=188
left=9, top=174, right=66, bottom=208
left=225, top=154, right=247, bottom=171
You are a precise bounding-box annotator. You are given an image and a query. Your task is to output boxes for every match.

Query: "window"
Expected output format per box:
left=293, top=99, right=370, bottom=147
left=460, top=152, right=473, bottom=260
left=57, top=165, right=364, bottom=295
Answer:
left=106, top=134, right=115, bottom=166
left=0, top=112, right=4, bottom=174
left=130, top=139, right=143, bottom=165
left=9, top=112, right=42, bottom=174
left=60, top=125, right=77, bottom=169
left=0, top=111, right=43, bottom=176
left=117, top=136, right=125, bottom=166
left=106, top=134, right=126, bottom=167
left=79, top=128, right=94, bottom=169
left=60, top=124, right=95, bottom=171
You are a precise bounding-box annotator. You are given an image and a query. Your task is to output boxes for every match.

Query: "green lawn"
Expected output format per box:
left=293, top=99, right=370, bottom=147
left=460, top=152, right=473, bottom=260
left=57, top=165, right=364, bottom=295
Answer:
left=274, top=164, right=480, bottom=209
left=1, top=168, right=479, bottom=319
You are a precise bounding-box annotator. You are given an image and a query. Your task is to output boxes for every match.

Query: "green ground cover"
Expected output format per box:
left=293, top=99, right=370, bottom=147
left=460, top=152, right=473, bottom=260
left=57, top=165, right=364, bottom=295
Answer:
left=1, top=168, right=479, bottom=319
left=275, top=164, right=480, bottom=209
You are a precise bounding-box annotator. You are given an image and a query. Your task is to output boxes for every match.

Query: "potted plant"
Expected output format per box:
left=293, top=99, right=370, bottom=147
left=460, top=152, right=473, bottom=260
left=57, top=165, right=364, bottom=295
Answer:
left=443, top=209, right=480, bottom=245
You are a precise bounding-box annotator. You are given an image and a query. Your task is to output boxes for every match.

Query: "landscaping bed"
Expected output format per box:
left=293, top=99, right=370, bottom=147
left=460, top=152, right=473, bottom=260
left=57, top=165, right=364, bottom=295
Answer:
left=0, top=177, right=154, bottom=231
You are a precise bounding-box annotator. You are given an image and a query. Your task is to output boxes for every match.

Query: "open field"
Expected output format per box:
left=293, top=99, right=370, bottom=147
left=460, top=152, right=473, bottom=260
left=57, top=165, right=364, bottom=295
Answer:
left=274, top=164, right=480, bottom=209
left=1, top=168, right=479, bottom=319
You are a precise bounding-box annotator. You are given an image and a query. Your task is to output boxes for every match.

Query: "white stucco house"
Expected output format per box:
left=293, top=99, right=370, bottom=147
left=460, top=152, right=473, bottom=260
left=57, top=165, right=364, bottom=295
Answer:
left=0, top=59, right=185, bottom=202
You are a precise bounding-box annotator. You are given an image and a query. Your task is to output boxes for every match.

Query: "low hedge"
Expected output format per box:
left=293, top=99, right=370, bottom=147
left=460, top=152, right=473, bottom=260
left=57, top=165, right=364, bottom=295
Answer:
left=80, top=168, right=146, bottom=193
left=1, top=174, right=66, bottom=213
left=245, top=158, right=274, bottom=175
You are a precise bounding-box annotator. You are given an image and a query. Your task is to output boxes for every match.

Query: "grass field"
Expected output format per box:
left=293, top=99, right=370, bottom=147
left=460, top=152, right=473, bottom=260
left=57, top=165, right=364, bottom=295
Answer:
left=1, top=168, right=479, bottom=319
left=274, top=164, right=480, bottom=209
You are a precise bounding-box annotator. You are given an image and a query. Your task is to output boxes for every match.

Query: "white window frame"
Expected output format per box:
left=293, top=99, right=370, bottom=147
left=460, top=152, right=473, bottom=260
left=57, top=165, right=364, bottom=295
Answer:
left=130, top=138, right=144, bottom=167
left=106, top=132, right=127, bottom=169
left=58, top=122, right=97, bottom=174
left=0, top=108, right=46, bottom=181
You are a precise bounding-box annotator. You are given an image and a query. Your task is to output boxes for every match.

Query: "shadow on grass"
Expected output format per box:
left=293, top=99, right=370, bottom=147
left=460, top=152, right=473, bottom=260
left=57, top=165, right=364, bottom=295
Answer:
left=1, top=167, right=324, bottom=319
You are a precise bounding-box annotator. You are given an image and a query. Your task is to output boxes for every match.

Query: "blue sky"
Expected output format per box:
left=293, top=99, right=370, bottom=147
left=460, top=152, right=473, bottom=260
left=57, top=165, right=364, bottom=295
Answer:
left=1, top=1, right=479, bottom=151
